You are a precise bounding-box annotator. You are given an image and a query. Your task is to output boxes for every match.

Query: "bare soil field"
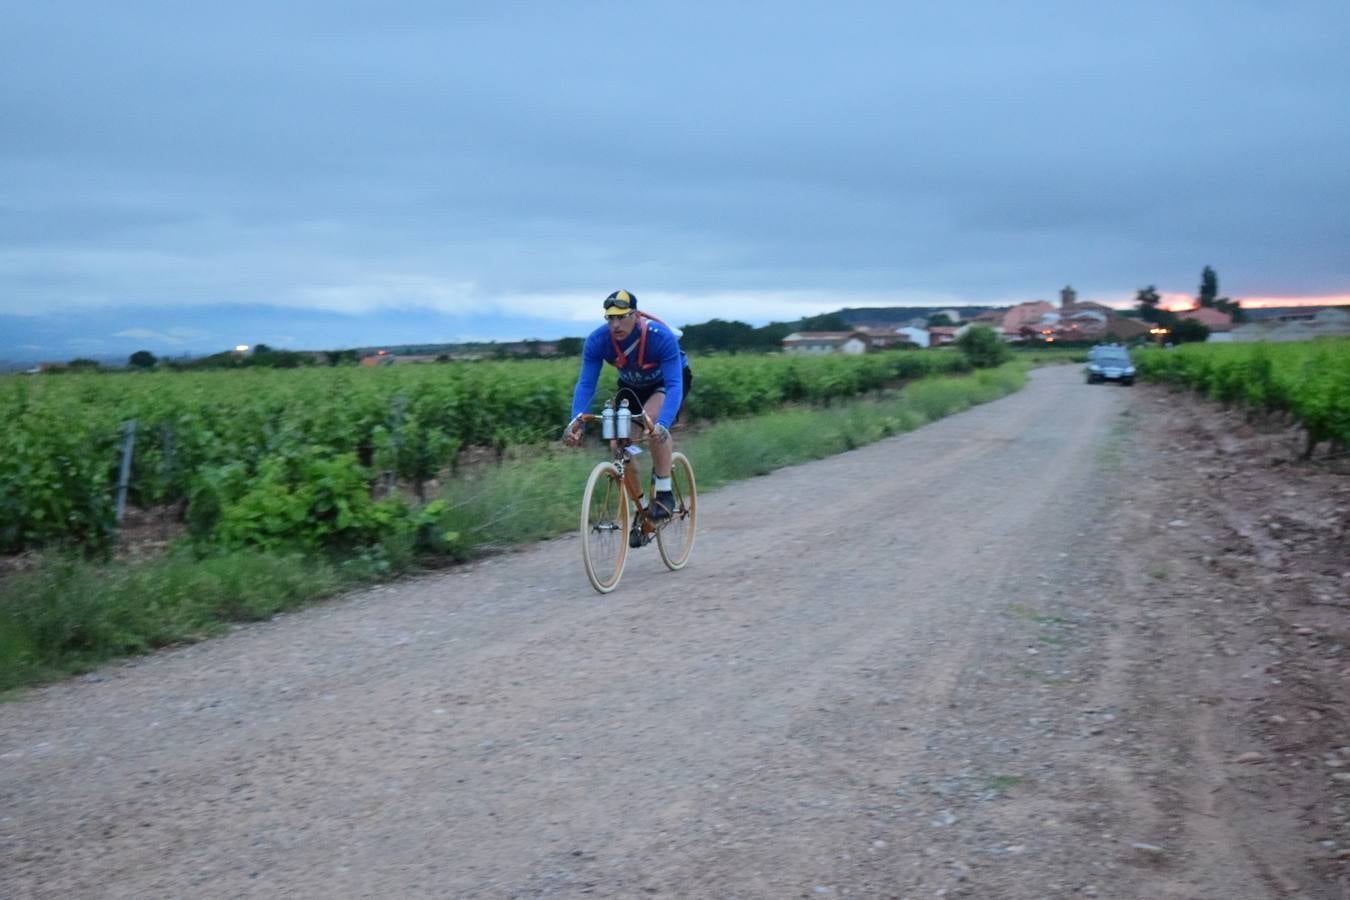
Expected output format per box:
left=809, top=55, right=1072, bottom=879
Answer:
left=1, top=365, right=1346, bottom=899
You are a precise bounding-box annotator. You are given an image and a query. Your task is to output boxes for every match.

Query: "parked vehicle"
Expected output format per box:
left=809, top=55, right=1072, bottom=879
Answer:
left=1085, top=346, right=1135, bottom=385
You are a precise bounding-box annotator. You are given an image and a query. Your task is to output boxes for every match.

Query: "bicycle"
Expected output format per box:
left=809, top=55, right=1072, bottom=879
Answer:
left=573, top=405, right=697, bottom=594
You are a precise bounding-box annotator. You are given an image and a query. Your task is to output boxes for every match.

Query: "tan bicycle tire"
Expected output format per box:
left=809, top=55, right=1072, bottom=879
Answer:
left=581, top=461, right=629, bottom=593
left=656, top=451, right=696, bottom=571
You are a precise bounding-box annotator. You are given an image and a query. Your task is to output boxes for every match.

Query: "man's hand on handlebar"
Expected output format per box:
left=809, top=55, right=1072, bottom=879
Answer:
left=562, top=416, right=584, bottom=447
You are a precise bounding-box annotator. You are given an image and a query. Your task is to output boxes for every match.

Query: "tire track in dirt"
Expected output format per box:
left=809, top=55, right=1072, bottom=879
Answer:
left=1091, top=464, right=1279, bottom=899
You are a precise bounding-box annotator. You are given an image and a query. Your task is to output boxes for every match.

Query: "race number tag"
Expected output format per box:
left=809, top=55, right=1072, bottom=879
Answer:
left=625, top=445, right=643, bottom=456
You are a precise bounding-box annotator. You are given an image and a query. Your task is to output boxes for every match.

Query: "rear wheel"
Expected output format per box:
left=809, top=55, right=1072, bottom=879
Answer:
left=581, top=462, right=629, bottom=593
left=656, top=451, right=697, bottom=571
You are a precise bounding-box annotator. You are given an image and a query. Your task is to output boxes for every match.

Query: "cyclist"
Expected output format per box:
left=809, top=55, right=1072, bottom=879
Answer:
left=562, top=290, right=692, bottom=539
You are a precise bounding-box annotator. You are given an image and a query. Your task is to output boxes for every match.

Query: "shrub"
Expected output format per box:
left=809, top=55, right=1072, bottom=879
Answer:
left=956, top=326, right=1012, bottom=368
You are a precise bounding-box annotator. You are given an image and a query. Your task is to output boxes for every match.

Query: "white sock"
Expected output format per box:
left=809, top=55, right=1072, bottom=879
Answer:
left=654, top=475, right=672, bottom=492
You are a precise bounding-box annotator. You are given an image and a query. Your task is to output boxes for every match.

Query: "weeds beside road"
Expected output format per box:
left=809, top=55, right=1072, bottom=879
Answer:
left=0, top=364, right=1026, bottom=692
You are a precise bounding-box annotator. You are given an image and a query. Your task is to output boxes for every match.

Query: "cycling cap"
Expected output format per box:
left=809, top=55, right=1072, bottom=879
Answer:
left=603, top=289, right=638, bottom=317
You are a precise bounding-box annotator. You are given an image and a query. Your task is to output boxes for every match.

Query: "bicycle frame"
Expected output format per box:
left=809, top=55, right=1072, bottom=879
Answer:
left=575, top=412, right=696, bottom=592
left=577, top=413, right=660, bottom=541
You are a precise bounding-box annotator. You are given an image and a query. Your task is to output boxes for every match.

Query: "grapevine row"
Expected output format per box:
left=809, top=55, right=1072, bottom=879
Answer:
left=1, top=351, right=970, bottom=554
left=1134, top=339, right=1350, bottom=457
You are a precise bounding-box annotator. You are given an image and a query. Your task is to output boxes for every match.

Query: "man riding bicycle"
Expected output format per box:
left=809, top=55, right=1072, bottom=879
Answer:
left=562, top=290, right=692, bottom=542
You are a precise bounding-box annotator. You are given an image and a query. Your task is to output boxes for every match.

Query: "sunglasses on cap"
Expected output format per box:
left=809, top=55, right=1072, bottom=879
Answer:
left=603, top=297, right=634, bottom=311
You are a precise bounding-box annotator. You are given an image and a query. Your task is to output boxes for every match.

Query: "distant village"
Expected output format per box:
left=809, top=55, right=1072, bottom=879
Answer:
left=783, top=287, right=1350, bottom=356
left=346, top=288, right=1350, bottom=367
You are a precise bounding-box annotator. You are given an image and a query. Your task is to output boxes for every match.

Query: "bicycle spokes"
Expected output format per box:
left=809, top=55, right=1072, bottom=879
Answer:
left=655, top=451, right=696, bottom=571
left=581, top=463, right=629, bottom=593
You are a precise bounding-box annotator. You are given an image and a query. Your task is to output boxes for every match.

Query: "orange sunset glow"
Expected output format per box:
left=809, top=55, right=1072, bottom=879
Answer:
left=1233, top=295, right=1350, bottom=309
left=1156, top=293, right=1350, bottom=312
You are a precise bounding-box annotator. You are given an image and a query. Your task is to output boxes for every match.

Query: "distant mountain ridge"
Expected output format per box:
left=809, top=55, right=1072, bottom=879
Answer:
left=834, top=305, right=1000, bottom=325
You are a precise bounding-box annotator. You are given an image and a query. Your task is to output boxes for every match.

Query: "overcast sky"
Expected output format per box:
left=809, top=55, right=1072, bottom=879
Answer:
left=3, top=0, right=1348, bottom=361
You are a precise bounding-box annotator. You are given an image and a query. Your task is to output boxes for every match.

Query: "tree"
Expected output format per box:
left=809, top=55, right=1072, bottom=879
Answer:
left=1215, top=296, right=1245, bottom=323
left=556, top=337, right=583, bottom=357
left=1135, top=285, right=1163, bottom=323
left=322, top=349, right=359, bottom=366
left=955, top=325, right=1011, bottom=368
left=1136, top=285, right=1178, bottom=328
left=1171, top=318, right=1210, bottom=344
left=680, top=319, right=759, bottom=353
left=1197, top=266, right=1218, bottom=308
left=128, top=350, right=157, bottom=369
left=674, top=318, right=818, bottom=353
left=244, top=345, right=308, bottom=368
left=926, top=313, right=954, bottom=327
left=798, top=312, right=851, bottom=332
left=753, top=322, right=793, bottom=350
left=1195, top=265, right=1247, bottom=321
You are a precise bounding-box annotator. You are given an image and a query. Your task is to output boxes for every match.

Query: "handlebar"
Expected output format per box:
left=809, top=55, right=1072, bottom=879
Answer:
left=575, top=411, right=655, bottom=438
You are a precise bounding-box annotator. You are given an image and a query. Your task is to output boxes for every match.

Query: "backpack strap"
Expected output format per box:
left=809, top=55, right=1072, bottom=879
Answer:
left=608, top=311, right=668, bottom=370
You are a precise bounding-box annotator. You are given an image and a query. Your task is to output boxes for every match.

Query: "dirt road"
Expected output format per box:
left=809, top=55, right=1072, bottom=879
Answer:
left=2, top=365, right=1343, bottom=898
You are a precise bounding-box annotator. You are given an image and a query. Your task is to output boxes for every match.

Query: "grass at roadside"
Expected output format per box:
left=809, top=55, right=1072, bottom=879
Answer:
left=0, top=552, right=349, bottom=691
left=1, top=362, right=1027, bottom=691
left=1095, top=407, right=1134, bottom=472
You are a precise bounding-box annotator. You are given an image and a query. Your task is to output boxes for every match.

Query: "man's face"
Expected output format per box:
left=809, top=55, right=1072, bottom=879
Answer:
left=607, top=312, right=637, bottom=341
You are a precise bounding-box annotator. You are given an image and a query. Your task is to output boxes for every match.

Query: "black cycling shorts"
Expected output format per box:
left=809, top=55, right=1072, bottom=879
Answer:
left=616, top=366, right=693, bottom=426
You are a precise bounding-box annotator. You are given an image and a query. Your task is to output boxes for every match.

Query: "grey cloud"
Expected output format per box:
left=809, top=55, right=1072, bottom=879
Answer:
left=1, top=0, right=1346, bottom=325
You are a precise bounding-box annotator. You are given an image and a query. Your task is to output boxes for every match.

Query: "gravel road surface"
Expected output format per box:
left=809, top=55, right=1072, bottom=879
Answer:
left=2, top=365, right=1335, bottom=898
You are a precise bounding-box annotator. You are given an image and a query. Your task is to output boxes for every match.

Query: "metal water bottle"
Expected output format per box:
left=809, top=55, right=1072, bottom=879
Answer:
left=616, top=398, right=632, bottom=439
left=601, top=400, right=616, bottom=439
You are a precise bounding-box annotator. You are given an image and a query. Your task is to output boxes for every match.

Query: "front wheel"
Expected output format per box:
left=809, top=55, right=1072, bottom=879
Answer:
left=581, top=462, right=629, bottom=593
left=656, top=451, right=697, bottom=571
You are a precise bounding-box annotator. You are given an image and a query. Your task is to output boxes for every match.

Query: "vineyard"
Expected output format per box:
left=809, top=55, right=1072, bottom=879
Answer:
left=1, top=351, right=971, bottom=556
left=1135, top=338, right=1350, bottom=457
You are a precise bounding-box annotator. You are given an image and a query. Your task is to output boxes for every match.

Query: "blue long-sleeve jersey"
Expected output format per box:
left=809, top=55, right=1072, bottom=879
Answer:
left=569, top=319, right=688, bottom=428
